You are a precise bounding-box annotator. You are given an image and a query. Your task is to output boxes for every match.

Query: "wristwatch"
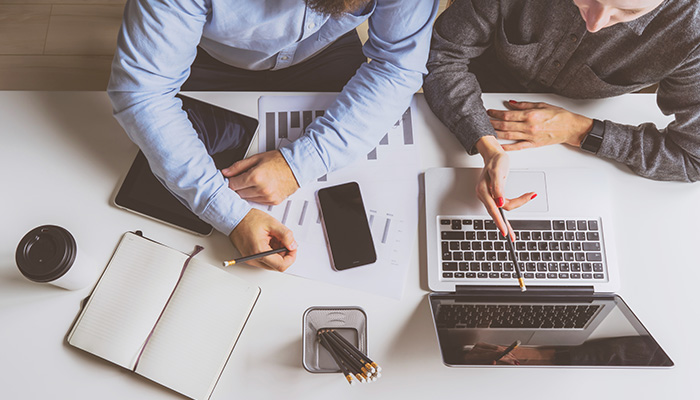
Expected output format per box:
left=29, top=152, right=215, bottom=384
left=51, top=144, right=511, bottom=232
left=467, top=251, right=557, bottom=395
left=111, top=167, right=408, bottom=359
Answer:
left=580, top=119, right=605, bottom=153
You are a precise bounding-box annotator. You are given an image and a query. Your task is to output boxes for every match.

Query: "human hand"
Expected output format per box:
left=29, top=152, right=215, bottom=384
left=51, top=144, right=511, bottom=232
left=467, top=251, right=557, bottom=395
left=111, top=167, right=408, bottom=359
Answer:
left=228, top=208, right=297, bottom=272
left=474, top=136, right=536, bottom=238
left=487, top=100, right=593, bottom=151
left=463, top=342, right=520, bottom=365
left=222, top=150, right=300, bottom=205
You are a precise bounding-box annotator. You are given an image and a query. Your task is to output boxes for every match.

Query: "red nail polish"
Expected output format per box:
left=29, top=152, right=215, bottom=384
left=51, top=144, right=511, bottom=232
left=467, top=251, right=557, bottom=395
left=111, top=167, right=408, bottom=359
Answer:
left=509, top=100, right=517, bottom=104
left=497, top=197, right=505, bottom=207
left=530, top=193, right=538, bottom=200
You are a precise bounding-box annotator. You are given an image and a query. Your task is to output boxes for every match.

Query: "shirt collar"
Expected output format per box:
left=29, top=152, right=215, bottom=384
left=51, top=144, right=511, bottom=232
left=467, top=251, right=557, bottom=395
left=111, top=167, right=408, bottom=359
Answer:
left=622, top=0, right=668, bottom=35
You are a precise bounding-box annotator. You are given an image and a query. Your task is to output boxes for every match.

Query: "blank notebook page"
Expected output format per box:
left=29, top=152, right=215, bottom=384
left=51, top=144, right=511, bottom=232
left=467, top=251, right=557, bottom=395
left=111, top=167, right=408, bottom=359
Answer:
left=67, top=233, right=187, bottom=368
left=135, top=258, right=260, bottom=400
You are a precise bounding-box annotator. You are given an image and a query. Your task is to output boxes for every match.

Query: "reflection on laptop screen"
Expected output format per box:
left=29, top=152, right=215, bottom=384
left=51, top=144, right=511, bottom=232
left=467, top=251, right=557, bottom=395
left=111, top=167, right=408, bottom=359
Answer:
left=429, top=293, right=673, bottom=367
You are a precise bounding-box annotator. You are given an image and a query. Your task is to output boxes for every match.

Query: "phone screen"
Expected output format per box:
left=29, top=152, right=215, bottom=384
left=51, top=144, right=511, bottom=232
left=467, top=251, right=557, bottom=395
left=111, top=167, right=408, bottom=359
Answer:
left=317, top=182, right=377, bottom=270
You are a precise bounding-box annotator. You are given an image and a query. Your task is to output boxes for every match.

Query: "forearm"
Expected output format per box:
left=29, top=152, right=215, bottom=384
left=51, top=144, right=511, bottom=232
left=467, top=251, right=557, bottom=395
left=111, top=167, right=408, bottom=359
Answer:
left=108, top=0, right=252, bottom=234
left=423, top=0, right=499, bottom=155
left=597, top=120, right=700, bottom=182
left=281, top=0, right=439, bottom=186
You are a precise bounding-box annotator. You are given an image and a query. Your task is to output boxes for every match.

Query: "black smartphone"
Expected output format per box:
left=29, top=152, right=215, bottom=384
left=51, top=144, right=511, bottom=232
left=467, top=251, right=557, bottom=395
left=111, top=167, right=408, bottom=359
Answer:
left=317, top=182, right=377, bottom=271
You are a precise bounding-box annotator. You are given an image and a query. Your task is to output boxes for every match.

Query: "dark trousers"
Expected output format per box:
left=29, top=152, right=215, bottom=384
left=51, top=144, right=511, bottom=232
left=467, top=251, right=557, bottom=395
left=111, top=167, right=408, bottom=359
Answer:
left=182, top=31, right=366, bottom=92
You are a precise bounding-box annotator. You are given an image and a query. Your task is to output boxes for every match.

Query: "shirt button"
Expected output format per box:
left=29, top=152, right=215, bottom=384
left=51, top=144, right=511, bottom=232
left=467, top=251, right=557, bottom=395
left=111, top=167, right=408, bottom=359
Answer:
left=281, top=56, right=289, bottom=61
left=569, top=34, right=578, bottom=43
left=308, top=23, right=316, bottom=29
left=553, top=60, right=561, bottom=68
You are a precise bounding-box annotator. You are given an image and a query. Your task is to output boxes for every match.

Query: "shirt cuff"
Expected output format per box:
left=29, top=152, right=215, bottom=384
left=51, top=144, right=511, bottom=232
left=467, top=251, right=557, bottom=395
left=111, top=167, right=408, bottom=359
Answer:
left=200, top=184, right=252, bottom=236
left=278, top=134, right=328, bottom=187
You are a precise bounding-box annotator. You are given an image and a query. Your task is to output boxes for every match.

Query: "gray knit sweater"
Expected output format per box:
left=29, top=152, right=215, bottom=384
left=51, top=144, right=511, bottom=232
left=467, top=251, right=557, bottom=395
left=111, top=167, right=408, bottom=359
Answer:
left=424, top=0, right=700, bottom=182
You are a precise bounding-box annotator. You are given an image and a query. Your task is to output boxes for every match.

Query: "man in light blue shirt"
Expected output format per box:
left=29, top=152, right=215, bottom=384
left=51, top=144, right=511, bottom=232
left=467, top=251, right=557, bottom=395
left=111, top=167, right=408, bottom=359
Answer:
left=108, top=0, right=438, bottom=271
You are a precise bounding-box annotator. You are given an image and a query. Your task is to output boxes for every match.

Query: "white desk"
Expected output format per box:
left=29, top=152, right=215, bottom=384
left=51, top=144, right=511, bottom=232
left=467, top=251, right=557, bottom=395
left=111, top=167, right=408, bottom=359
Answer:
left=1, top=91, right=698, bottom=399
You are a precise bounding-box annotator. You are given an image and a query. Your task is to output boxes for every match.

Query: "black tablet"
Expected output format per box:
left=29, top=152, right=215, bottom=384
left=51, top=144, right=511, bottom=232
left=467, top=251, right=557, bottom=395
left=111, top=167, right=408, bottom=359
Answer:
left=114, top=94, right=258, bottom=235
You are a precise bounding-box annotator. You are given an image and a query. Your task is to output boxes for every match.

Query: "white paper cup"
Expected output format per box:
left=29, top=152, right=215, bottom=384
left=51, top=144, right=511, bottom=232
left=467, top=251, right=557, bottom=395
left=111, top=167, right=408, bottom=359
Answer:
left=15, top=225, right=93, bottom=290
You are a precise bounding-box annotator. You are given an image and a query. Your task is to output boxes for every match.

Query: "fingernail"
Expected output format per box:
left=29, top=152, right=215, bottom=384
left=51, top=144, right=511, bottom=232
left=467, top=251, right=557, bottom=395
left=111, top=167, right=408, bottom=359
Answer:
left=509, top=100, right=518, bottom=104
left=497, top=197, right=505, bottom=207
left=514, top=361, right=521, bottom=365
left=289, top=241, right=298, bottom=250
left=530, top=193, right=538, bottom=200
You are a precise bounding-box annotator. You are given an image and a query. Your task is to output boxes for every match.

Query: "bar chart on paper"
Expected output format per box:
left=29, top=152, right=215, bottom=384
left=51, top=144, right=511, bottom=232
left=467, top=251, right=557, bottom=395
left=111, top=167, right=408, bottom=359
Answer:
left=254, top=94, right=420, bottom=298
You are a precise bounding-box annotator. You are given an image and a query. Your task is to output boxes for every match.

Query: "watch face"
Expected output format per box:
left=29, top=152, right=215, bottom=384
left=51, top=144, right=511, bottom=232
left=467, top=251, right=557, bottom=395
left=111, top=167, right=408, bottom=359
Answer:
left=581, top=119, right=605, bottom=153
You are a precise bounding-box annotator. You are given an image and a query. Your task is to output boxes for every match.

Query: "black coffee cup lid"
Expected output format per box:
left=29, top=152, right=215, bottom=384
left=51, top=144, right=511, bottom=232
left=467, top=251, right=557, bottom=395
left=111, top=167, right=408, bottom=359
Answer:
left=16, top=225, right=77, bottom=282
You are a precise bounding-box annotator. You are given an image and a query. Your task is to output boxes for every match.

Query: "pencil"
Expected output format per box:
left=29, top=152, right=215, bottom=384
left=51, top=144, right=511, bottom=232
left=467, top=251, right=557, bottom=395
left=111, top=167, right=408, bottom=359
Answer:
left=321, top=331, right=372, bottom=377
left=495, top=340, right=521, bottom=362
left=328, top=329, right=382, bottom=373
left=318, top=331, right=355, bottom=385
left=222, top=248, right=286, bottom=267
left=498, top=207, right=527, bottom=292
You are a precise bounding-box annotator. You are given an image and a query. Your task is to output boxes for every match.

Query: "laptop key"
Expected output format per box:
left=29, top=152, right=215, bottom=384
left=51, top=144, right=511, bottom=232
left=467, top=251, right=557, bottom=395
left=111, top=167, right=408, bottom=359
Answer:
left=524, top=273, right=534, bottom=279
left=536, top=273, right=546, bottom=279
left=466, top=231, right=476, bottom=240
left=455, top=272, right=465, bottom=278
left=586, top=252, right=602, bottom=261
left=459, top=262, right=468, bottom=271
left=442, top=231, right=464, bottom=240
left=547, top=273, right=558, bottom=279
left=442, top=262, right=458, bottom=271
left=594, top=273, right=604, bottom=279
left=442, top=272, right=453, bottom=278
left=553, top=220, right=566, bottom=230
left=571, top=273, right=581, bottom=279
left=489, top=272, right=500, bottom=279
left=451, top=219, right=462, bottom=230
left=559, top=273, right=570, bottom=279
left=501, top=272, right=512, bottom=279
left=583, top=242, right=600, bottom=251
left=474, top=220, right=484, bottom=230
left=509, top=220, right=552, bottom=230
left=583, top=273, right=592, bottom=279
left=587, top=232, right=600, bottom=241
left=470, top=262, right=480, bottom=271
left=485, top=220, right=497, bottom=230
left=442, top=252, right=452, bottom=260
left=440, top=219, right=450, bottom=225
left=466, top=272, right=476, bottom=278
left=463, top=251, right=474, bottom=261
left=593, top=263, right=603, bottom=272
left=477, top=272, right=488, bottom=278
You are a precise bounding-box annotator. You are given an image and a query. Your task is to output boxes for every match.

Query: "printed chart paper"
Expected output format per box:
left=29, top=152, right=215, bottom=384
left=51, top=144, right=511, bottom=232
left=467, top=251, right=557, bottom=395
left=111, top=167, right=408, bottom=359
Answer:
left=255, top=94, right=420, bottom=299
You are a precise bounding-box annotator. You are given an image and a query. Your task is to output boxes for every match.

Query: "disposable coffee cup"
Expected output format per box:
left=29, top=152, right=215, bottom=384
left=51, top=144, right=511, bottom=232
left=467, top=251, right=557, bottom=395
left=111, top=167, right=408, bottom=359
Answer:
left=15, top=225, right=94, bottom=290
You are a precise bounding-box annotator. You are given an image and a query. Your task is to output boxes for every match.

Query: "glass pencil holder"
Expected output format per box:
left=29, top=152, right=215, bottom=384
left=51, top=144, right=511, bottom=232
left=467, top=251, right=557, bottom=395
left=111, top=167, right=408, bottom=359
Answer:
left=302, top=306, right=367, bottom=373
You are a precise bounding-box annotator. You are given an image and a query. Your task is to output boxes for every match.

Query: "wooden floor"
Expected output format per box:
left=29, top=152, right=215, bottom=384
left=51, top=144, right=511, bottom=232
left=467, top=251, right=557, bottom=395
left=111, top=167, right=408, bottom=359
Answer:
left=0, top=0, right=125, bottom=90
left=0, top=1, right=461, bottom=91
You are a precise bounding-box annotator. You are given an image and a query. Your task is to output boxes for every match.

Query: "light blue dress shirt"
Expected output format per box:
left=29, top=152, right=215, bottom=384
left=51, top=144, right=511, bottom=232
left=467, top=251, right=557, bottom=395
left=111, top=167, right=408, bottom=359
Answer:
left=108, top=0, right=439, bottom=235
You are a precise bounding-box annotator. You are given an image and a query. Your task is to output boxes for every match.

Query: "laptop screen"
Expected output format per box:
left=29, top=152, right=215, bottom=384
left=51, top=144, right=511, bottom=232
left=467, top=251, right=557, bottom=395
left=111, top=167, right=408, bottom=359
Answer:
left=429, top=293, right=673, bottom=367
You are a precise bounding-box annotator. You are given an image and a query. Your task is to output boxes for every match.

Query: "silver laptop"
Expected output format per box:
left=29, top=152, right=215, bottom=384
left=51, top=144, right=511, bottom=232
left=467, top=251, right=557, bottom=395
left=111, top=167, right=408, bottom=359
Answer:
left=424, top=167, right=672, bottom=367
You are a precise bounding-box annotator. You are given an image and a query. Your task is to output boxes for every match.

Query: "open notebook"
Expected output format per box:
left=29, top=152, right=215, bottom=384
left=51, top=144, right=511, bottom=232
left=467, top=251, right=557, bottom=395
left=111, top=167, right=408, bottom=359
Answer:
left=67, top=232, right=261, bottom=400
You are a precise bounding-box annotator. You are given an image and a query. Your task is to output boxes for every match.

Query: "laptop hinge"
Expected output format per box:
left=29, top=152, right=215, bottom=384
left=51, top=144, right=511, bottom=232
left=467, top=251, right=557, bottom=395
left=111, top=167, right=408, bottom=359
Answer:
left=455, top=285, right=595, bottom=296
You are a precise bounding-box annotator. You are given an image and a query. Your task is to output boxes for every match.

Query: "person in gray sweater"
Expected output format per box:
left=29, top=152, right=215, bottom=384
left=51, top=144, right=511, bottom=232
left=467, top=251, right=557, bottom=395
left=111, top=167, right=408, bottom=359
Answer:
left=424, top=0, right=700, bottom=237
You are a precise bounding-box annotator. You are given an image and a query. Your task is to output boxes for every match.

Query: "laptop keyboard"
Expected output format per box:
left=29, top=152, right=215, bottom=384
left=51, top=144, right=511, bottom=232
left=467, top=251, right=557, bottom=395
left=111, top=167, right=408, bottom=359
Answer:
left=436, top=303, right=601, bottom=329
left=439, top=216, right=606, bottom=281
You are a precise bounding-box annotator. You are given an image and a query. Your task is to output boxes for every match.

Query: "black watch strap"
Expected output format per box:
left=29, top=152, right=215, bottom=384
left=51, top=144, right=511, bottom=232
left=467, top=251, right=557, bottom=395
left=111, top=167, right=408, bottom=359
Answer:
left=580, top=119, right=605, bottom=153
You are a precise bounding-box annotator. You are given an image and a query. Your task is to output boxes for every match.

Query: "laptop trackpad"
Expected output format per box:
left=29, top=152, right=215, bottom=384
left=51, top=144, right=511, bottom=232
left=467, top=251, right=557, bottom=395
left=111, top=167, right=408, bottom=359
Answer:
left=505, top=171, right=548, bottom=213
